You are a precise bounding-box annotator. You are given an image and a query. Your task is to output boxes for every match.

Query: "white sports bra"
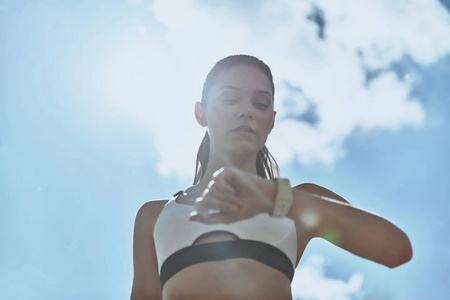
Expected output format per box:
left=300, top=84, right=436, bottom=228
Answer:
left=153, top=193, right=298, bottom=274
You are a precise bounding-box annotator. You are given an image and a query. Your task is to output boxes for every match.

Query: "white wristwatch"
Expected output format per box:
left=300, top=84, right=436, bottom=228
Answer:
left=271, top=178, right=294, bottom=218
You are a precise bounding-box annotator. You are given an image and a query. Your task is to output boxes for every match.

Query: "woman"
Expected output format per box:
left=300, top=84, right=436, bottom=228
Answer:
left=131, top=55, right=413, bottom=300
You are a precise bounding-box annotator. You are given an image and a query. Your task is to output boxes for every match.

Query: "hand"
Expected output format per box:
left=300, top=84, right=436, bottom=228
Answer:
left=189, top=167, right=276, bottom=224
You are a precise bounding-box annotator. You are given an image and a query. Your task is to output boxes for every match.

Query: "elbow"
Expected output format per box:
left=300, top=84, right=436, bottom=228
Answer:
left=387, top=240, right=413, bottom=268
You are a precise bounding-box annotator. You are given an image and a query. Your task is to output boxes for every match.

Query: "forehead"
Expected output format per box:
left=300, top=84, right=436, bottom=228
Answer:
left=211, top=65, right=273, bottom=96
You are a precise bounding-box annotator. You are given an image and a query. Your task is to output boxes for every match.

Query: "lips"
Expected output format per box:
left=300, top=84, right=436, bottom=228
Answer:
left=233, top=125, right=256, bottom=134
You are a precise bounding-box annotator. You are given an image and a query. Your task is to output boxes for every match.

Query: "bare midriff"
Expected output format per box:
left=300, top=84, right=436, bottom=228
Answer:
left=161, top=232, right=293, bottom=300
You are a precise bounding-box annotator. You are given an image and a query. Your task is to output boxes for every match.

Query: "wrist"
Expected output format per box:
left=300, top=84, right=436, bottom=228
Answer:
left=255, top=176, right=277, bottom=214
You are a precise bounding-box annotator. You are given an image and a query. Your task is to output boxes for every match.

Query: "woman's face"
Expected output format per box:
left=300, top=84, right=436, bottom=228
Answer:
left=197, top=64, right=276, bottom=155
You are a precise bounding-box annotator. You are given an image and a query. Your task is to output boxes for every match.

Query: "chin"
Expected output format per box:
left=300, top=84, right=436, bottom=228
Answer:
left=227, top=142, right=262, bottom=155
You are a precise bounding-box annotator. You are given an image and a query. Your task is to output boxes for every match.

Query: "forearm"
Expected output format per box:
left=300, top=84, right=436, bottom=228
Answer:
left=288, top=188, right=412, bottom=268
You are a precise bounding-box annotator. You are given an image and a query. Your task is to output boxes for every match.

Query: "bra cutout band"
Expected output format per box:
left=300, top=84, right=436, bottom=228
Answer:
left=191, top=230, right=240, bottom=245
left=159, top=239, right=294, bottom=288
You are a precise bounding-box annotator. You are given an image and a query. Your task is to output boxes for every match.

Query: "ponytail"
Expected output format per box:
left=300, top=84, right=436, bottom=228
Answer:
left=256, top=145, right=280, bottom=180
left=193, top=131, right=210, bottom=185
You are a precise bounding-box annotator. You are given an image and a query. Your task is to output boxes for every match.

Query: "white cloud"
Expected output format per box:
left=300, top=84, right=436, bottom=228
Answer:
left=125, top=0, right=142, bottom=6
left=101, top=37, right=203, bottom=178
left=292, top=254, right=364, bottom=300
left=317, top=0, right=450, bottom=67
left=101, top=0, right=450, bottom=178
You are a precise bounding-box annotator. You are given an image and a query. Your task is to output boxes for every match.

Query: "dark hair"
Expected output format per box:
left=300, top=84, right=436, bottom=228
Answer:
left=193, top=55, right=280, bottom=184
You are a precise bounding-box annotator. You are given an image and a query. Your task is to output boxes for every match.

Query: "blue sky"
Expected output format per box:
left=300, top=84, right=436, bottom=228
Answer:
left=1, top=0, right=450, bottom=299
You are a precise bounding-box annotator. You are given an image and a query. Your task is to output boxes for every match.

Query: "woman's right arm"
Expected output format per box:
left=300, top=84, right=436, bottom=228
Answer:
left=131, top=201, right=166, bottom=300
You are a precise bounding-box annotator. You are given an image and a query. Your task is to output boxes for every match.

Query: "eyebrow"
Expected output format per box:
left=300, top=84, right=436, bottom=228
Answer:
left=219, top=85, right=272, bottom=97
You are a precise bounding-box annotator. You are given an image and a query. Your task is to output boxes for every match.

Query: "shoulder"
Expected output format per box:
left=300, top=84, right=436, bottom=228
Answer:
left=132, top=200, right=169, bottom=300
left=293, top=182, right=350, bottom=204
left=134, top=199, right=170, bottom=230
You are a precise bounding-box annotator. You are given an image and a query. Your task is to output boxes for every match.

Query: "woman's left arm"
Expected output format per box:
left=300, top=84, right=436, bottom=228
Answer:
left=289, top=184, right=413, bottom=268
left=191, top=167, right=413, bottom=268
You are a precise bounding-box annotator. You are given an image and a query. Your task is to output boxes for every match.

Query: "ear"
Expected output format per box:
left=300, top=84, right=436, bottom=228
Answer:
left=195, top=102, right=207, bottom=127
left=269, top=111, right=276, bottom=133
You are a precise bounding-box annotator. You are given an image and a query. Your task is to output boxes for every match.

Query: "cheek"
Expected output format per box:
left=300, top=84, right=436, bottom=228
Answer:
left=205, top=106, right=232, bottom=128
left=259, top=112, right=274, bottom=131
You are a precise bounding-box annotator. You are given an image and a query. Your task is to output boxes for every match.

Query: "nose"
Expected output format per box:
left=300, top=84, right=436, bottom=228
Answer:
left=238, top=111, right=252, bottom=119
left=237, top=102, right=253, bottom=120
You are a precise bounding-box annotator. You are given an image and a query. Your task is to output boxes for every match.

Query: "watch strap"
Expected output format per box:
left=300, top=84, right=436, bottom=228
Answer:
left=271, top=178, right=293, bottom=218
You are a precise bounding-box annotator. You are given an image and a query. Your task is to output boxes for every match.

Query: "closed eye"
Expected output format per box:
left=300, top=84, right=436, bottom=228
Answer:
left=253, top=101, right=269, bottom=109
left=223, top=98, right=238, bottom=104
left=255, top=103, right=268, bottom=108
left=252, top=95, right=271, bottom=109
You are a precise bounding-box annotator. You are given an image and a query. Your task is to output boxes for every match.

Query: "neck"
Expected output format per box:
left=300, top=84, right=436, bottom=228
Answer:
left=197, top=149, right=259, bottom=186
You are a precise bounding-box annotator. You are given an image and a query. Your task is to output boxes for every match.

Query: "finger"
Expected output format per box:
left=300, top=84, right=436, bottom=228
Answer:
left=189, top=211, right=237, bottom=224
left=195, top=200, right=211, bottom=216
left=206, top=185, right=241, bottom=207
left=197, top=196, right=240, bottom=213
left=212, top=170, right=237, bottom=194
left=212, top=167, right=225, bottom=178
left=224, top=193, right=241, bottom=206
left=201, top=176, right=239, bottom=204
left=213, top=177, right=236, bottom=194
left=201, top=187, right=210, bottom=198
left=193, top=198, right=239, bottom=222
left=196, top=200, right=235, bottom=221
left=189, top=211, right=216, bottom=222
left=189, top=211, right=200, bottom=221
left=189, top=208, right=213, bottom=223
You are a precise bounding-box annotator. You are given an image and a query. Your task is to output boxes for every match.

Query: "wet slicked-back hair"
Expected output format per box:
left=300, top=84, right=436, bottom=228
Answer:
left=193, top=54, right=279, bottom=185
